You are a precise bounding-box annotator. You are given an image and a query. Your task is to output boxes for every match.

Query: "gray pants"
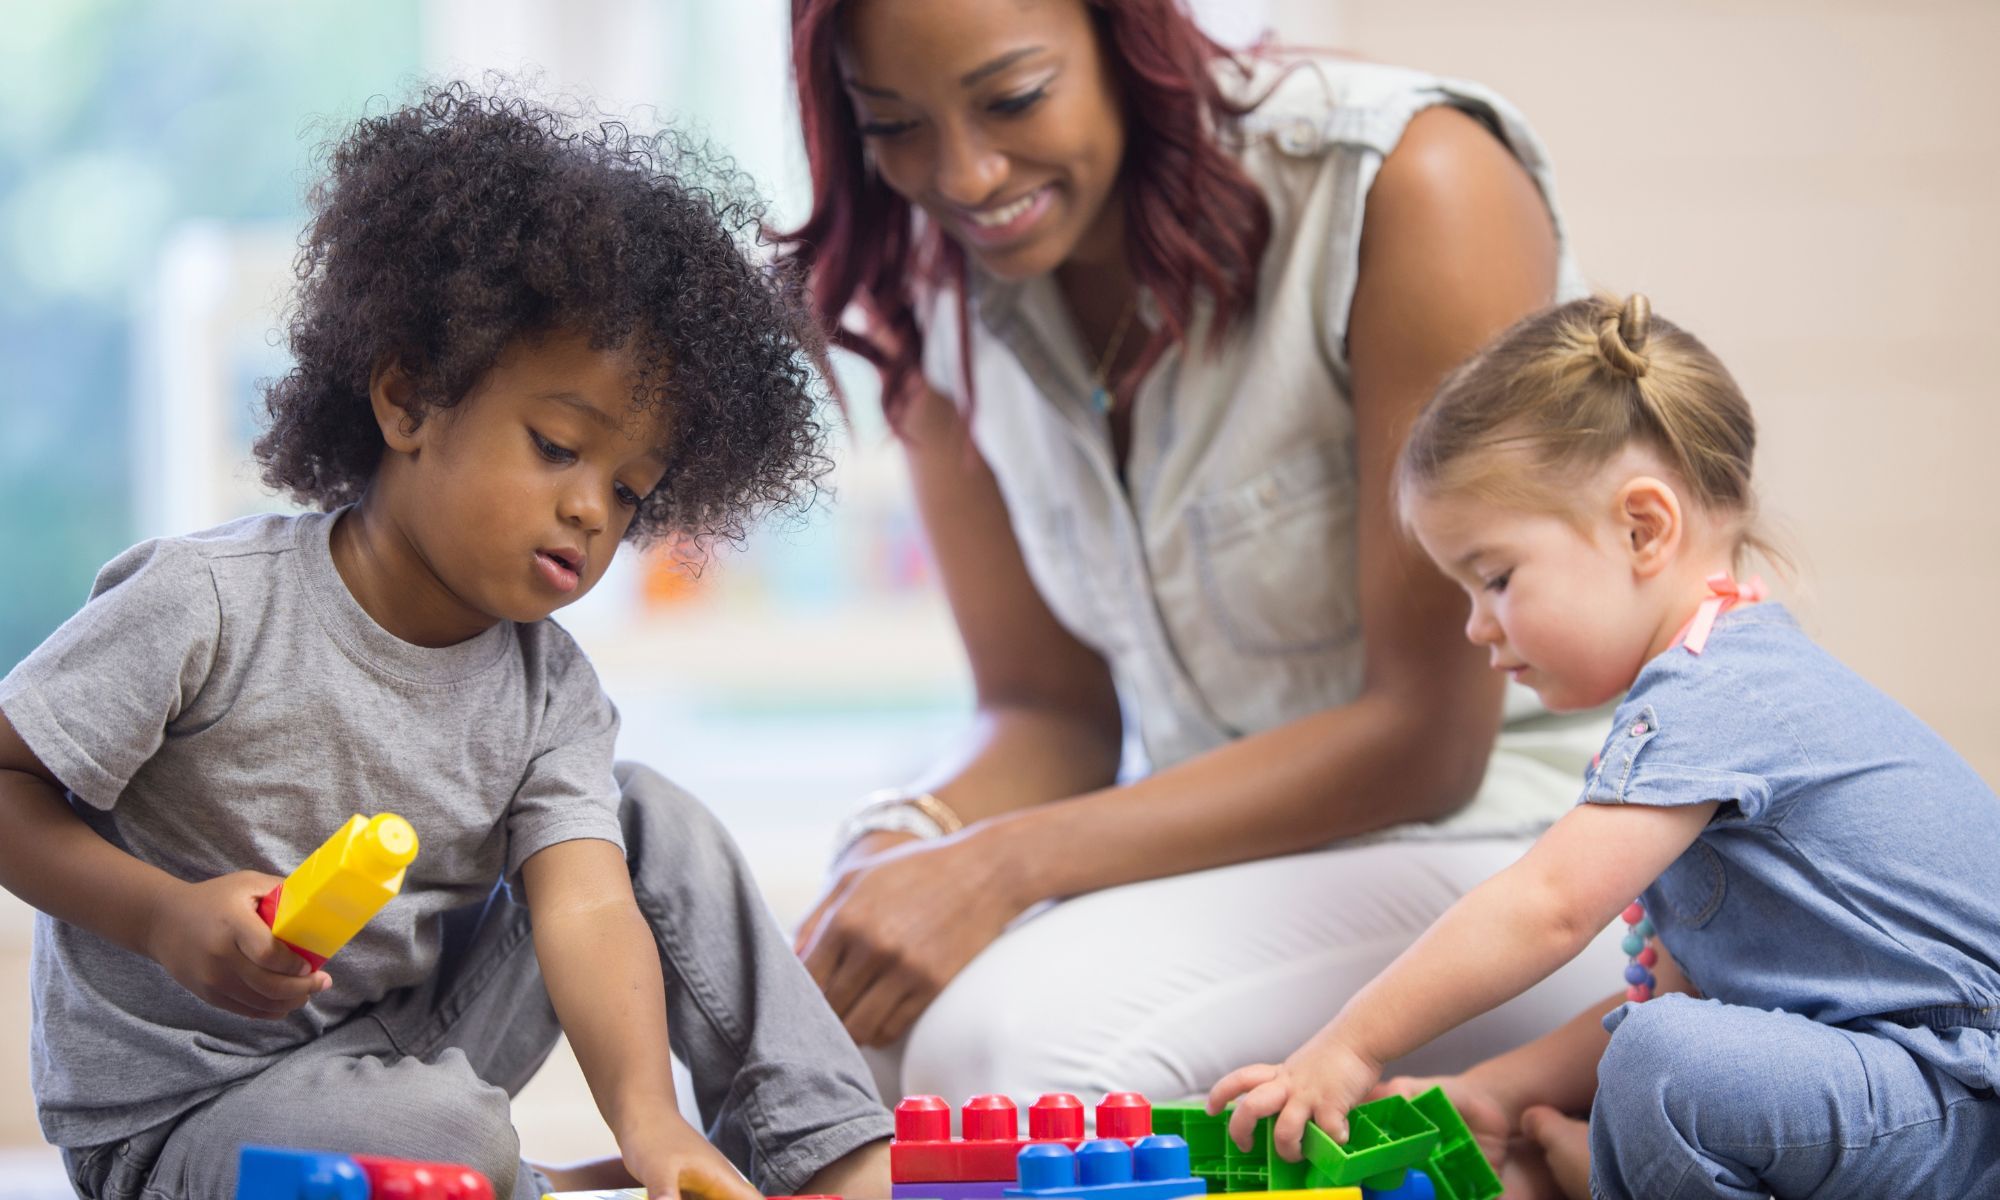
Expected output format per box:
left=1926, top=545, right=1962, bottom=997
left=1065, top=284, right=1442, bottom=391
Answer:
left=64, top=764, right=892, bottom=1200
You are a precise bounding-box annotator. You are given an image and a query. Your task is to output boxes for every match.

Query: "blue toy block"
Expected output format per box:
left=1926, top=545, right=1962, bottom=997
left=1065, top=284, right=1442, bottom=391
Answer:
left=236, top=1145, right=369, bottom=1200
left=1360, top=1168, right=1434, bottom=1200
left=895, top=1182, right=1016, bottom=1200
left=1006, top=1136, right=1207, bottom=1200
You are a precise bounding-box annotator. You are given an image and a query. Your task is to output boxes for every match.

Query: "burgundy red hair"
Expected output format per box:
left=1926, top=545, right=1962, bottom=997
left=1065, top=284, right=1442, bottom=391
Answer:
left=777, top=0, right=1273, bottom=424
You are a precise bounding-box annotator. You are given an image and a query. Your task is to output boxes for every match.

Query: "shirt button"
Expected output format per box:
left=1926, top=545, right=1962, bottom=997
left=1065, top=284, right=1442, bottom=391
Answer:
left=1275, top=116, right=1321, bottom=155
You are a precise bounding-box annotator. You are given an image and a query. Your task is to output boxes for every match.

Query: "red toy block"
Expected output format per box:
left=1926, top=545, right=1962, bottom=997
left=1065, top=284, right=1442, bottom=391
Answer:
left=895, top=1094, right=1136, bottom=1184
left=1095, top=1094, right=1151, bottom=1141
left=352, top=1153, right=494, bottom=1200
left=1030, top=1093, right=1085, bottom=1141
left=256, top=883, right=329, bottom=971
left=894, top=1094, right=1026, bottom=1182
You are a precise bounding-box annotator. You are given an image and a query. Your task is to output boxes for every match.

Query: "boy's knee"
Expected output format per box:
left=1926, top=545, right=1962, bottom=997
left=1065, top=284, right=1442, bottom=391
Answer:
left=616, top=760, right=726, bottom=843
left=217, top=1051, right=522, bottom=1192
left=385, top=1053, right=522, bottom=1189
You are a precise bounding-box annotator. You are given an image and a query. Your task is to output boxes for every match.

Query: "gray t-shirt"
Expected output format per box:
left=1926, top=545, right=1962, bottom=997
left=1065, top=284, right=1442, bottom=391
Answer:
left=0, top=509, right=626, bottom=1147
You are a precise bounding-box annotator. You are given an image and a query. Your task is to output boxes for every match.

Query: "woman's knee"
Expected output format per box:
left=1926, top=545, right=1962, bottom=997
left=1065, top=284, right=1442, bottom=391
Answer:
left=901, top=986, right=1092, bottom=1101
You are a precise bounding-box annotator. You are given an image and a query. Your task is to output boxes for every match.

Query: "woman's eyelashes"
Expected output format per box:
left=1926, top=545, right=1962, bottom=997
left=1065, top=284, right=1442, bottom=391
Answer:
left=989, top=85, right=1048, bottom=116
left=858, top=115, right=916, bottom=139
left=855, top=85, right=1050, bottom=140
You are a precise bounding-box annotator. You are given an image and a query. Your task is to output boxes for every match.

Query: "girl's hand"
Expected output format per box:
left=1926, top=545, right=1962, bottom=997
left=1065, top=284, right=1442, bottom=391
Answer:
left=1206, top=1035, right=1383, bottom=1161
left=794, top=831, right=1031, bottom=1047
left=1368, top=1074, right=1514, bottom=1168
left=622, top=1113, right=762, bottom=1200
left=142, top=871, right=330, bottom=1019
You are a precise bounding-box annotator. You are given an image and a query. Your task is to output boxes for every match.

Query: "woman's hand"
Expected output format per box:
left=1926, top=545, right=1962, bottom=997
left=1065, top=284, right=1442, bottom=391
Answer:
left=621, top=1110, right=762, bottom=1200
left=794, top=829, right=1033, bottom=1047
left=1206, top=1033, right=1384, bottom=1161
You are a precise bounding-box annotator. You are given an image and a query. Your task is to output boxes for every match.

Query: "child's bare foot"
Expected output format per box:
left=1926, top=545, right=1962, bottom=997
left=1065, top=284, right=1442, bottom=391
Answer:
left=1520, top=1105, right=1592, bottom=1200
left=532, top=1153, right=641, bottom=1192
left=798, top=1136, right=891, bottom=1198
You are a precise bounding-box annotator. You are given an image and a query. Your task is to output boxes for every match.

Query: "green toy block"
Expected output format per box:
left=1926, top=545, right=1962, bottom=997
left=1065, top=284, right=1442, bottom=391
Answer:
left=1154, top=1104, right=1228, bottom=1171
left=1299, top=1095, right=1440, bottom=1190
left=1409, top=1087, right=1503, bottom=1200
left=1426, top=1141, right=1504, bottom=1200
left=1265, top=1149, right=1310, bottom=1192
left=1224, top=1114, right=1268, bottom=1168
left=1301, top=1163, right=1345, bottom=1191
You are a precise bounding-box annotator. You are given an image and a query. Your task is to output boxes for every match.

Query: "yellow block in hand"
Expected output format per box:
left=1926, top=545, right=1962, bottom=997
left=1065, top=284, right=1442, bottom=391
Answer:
left=269, top=813, right=418, bottom=962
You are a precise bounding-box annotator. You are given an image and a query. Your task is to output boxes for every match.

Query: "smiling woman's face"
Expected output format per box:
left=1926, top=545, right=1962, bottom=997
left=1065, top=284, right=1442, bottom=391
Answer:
left=839, top=0, right=1127, bottom=281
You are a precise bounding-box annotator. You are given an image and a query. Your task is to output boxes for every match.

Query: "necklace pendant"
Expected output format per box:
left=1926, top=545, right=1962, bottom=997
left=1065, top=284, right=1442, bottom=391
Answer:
left=1089, top=385, right=1111, bottom=414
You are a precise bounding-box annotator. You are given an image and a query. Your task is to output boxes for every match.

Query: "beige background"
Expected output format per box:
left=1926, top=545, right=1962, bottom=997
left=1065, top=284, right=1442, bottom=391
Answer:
left=3, top=0, right=1996, bottom=1187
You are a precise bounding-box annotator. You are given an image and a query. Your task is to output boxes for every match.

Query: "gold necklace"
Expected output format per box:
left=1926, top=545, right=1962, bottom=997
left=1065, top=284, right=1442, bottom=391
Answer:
left=1088, top=295, right=1139, bottom=414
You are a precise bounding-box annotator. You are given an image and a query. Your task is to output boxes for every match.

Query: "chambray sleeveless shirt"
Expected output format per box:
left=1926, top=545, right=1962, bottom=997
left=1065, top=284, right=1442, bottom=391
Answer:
left=920, top=58, right=1606, bottom=839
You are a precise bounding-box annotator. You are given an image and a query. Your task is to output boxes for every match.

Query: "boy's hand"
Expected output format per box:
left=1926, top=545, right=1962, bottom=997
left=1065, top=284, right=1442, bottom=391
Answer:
left=1207, top=1035, right=1382, bottom=1161
left=142, top=871, right=329, bottom=1019
left=622, top=1112, right=762, bottom=1200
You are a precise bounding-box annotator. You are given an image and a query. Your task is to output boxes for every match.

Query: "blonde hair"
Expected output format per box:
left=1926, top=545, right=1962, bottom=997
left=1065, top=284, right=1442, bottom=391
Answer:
left=1397, top=293, right=1778, bottom=565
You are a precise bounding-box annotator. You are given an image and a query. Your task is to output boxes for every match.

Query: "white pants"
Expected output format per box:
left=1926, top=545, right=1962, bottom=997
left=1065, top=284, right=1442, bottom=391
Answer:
left=867, top=835, right=1627, bottom=1105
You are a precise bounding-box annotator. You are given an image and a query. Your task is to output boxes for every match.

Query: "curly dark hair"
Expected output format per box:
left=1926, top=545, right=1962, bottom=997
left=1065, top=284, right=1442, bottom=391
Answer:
left=255, top=80, right=830, bottom=546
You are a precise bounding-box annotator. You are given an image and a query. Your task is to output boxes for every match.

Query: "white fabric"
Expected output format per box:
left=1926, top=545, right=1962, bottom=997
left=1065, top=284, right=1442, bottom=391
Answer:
left=869, top=835, right=1628, bottom=1104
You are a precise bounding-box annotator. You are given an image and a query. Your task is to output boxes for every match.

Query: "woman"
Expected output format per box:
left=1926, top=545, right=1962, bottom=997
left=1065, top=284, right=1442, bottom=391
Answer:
left=779, top=0, right=1626, bottom=1103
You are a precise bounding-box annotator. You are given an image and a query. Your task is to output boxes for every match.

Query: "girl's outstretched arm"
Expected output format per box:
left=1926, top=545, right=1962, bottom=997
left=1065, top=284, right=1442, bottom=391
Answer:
left=1209, top=798, right=1716, bottom=1157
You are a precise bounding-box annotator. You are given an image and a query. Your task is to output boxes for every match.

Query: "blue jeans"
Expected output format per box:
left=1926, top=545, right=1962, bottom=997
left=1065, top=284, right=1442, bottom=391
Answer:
left=65, top=763, right=891, bottom=1200
left=1591, top=993, right=2000, bottom=1198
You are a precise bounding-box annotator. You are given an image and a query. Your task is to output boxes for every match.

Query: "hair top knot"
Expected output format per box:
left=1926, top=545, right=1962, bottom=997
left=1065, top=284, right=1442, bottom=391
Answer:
left=1597, top=292, right=1653, bottom=379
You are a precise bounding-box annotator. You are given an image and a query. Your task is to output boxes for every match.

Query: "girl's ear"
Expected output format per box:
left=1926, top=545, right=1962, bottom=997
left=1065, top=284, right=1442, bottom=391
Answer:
left=1616, top=475, right=1682, bottom=581
left=369, top=360, right=425, bottom=453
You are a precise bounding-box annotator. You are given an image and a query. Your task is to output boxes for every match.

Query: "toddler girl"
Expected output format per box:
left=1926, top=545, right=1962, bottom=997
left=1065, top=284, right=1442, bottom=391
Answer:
left=1208, top=294, right=2000, bottom=1198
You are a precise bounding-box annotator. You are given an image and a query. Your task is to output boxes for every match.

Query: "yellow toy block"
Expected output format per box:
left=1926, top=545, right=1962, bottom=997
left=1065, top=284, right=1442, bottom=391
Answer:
left=263, top=813, right=418, bottom=965
left=1253, top=1190, right=1363, bottom=1200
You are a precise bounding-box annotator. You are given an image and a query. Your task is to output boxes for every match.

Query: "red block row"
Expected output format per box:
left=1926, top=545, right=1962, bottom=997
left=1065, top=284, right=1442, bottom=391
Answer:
left=891, top=1093, right=1154, bottom=1184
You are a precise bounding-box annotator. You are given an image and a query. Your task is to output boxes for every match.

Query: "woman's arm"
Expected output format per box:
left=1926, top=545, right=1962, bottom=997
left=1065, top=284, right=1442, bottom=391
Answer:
left=801, top=108, right=1565, bottom=1042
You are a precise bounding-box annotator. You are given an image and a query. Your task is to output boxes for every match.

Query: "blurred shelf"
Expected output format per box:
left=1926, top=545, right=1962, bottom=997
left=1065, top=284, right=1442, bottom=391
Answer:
left=576, top=596, right=970, bottom=706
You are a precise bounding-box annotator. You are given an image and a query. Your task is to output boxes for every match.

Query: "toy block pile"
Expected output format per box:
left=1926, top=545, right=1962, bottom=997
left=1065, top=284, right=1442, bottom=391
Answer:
left=236, top=1145, right=492, bottom=1199
left=896, top=1088, right=1499, bottom=1200
left=891, top=1091, right=1156, bottom=1199
left=1154, top=1088, right=1499, bottom=1200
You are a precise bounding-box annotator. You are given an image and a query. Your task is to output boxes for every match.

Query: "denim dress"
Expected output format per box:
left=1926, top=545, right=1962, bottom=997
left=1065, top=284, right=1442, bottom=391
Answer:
left=1582, top=603, right=2000, bottom=1196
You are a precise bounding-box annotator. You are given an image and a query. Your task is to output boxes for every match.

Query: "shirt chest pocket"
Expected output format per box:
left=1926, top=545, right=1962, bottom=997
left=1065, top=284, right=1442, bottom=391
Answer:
left=1185, top=441, right=1360, bottom=657
left=1652, top=840, right=1728, bottom=930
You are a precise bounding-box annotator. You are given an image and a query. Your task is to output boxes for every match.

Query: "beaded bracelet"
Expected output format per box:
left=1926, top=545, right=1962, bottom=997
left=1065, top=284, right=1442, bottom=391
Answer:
left=1621, top=899, right=1657, bottom=1001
